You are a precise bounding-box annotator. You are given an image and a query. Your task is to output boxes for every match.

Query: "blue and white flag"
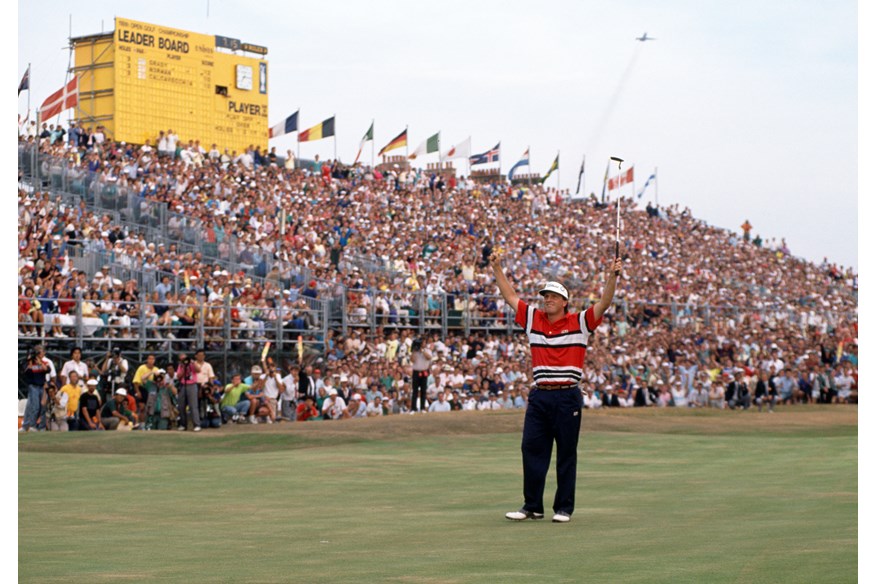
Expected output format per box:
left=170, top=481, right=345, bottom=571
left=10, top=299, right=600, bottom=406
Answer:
left=637, top=171, right=657, bottom=199
left=507, top=147, right=529, bottom=180
left=469, top=142, right=500, bottom=166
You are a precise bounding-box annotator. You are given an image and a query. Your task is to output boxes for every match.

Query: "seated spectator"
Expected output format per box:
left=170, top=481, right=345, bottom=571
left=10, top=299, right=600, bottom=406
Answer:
left=220, top=373, right=251, bottom=423
left=79, top=380, right=104, bottom=430
left=321, top=388, right=346, bottom=420
left=708, top=381, right=725, bottom=409
left=296, top=395, right=320, bottom=421
left=344, top=393, right=367, bottom=418
left=199, top=382, right=223, bottom=429
left=245, top=376, right=268, bottom=424
left=47, top=385, right=68, bottom=431
left=366, top=395, right=385, bottom=417
left=101, top=388, right=139, bottom=430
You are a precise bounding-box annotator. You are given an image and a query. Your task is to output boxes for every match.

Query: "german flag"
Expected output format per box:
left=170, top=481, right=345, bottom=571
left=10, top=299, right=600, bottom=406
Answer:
left=298, top=116, right=335, bottom=142
left=378, top=128, right=407, bottom=156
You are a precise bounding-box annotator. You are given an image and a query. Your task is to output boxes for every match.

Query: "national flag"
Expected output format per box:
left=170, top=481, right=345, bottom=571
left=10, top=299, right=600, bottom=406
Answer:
left=637, top=171, right=657, bottom=199
left=298, top=116, right=335, bottom=142
left=600, top=161, right=610, bottom=203
left=378, top=128, right=407, bottom=156
left=442, top=137, right=471, bottom=160
left=542, top=153, right=559, bottom=182
left=469, top=142, right=500, bottom=166
left=608, top=166, right=634, bottom=190
left=354, top=121, right=374, bottom=163
left=269, top=110, right=299, bottom=139
left=39, top=76, right=78, bottom=120
left=18, top=66, right=30, bottom=95
left=575, top=156, right=585, bottom=194
left=409, top=132, right=440, bottom=160
left=507, top=148, right=530, bottom=181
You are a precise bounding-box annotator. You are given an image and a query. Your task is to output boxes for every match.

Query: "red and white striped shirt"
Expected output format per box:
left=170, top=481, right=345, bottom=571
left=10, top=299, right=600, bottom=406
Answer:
left=515, top=301, right=602, bottom=386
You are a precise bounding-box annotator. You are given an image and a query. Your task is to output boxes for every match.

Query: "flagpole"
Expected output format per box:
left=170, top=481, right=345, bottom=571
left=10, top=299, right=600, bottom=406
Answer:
left=405, top=125, right=409, bottom=159
left=556, top=151, right=560, bottom=194
left=632, top=168, right=636, bottom=205
left=26, top=62, right=31, bottom=121
left=655, top=166, right=659, bottom=207
left=371, top=120, right=375, bottom=170
left=333, top=113, right=337, bottom=162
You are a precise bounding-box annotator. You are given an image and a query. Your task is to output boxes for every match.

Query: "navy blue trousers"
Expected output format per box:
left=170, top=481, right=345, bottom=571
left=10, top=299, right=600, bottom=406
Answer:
left=520, top=387, right=583, bottom=515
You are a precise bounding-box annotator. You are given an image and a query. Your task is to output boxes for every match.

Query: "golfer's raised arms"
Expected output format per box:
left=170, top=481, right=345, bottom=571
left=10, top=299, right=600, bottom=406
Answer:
left=489, top=249, right=520, bottom=314
left=593, top=257, right=623, bottom=321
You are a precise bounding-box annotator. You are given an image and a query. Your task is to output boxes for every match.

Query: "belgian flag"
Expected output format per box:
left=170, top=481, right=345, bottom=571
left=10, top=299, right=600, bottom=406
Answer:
left=298, top=116, right=335, bottom=142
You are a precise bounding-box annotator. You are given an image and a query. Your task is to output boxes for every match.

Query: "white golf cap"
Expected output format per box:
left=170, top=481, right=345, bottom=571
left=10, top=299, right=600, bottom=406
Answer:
left=538, top=281, right=569, bottom=300
left=115, top=388, right=127, bottom=396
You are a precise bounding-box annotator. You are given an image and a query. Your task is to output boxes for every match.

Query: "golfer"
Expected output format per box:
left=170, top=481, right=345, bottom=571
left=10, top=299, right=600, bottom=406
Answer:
left=491, top=250, right=622, bottom=523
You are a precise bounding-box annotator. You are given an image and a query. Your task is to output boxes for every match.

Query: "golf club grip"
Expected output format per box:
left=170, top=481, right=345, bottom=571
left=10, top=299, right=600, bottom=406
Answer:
left=614, top=241, right=621, bottom=274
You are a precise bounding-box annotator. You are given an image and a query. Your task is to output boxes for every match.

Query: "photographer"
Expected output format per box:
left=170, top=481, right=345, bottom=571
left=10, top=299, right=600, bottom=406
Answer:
left=20, top=345, right=51, bottom=432
left=175, top=352, right=202, bottom=432
left=144, top=369, right=177, bottom=430
left=409, top=338, right=432, bottom=413
left=100, top=348, right=129, bottom=401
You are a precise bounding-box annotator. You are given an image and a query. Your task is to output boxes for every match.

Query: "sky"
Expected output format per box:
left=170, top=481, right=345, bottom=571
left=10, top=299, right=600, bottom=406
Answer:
left=15, top=0, right=858, bottom=270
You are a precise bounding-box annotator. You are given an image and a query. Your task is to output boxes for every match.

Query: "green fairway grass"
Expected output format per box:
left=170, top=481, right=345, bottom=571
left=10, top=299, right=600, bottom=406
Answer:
left=19, top=407, right=857, bottom=583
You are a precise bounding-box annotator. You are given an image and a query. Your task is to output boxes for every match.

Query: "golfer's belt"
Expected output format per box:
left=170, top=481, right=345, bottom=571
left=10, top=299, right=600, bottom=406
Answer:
left=534, top=384, right=579, bottom=391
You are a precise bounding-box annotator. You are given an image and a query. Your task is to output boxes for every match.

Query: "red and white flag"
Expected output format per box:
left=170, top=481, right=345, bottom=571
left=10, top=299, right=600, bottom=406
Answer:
left=39, top=76, right=78, bottom=120
left=608, top=166, right=634, bottom=190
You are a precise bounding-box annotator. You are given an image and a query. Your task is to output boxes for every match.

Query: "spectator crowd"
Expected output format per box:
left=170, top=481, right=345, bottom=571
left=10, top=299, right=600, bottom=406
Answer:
left=18, top=121, right=858, bottom=432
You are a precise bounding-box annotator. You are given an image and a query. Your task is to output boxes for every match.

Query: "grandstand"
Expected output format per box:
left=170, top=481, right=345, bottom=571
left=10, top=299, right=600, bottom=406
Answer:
left=17, top=127, right=858, bottom=427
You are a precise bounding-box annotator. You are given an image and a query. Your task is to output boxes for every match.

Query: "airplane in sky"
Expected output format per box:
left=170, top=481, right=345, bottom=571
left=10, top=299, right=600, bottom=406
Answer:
left=635, top=32, right=656, bottom=41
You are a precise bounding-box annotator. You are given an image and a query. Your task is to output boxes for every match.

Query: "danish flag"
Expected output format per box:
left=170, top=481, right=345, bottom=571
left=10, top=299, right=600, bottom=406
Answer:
left=39, top=76, right=78, bottom=120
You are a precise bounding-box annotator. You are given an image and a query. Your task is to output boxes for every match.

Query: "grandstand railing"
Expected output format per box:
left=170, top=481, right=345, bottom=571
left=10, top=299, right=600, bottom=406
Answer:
left=19, top=147, right=347, bottom=295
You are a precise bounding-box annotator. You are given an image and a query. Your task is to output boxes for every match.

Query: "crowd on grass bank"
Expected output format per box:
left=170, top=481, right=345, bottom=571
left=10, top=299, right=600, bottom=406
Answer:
left=18, top=123, right=858, bottom=432
left=20, top=326, right=857, bottom=432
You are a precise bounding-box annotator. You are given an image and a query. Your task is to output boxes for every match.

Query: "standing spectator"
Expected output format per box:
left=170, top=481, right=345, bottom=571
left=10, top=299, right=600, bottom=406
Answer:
left=144, top=369, right=176, bottom=430
left=410, top=338, right=431, bottom=413
left=100, top=348, right=129, bottom=399
left=297, top=364, right=316, bottom=402
left=20, top=345, right=50, bottom=432
left=175, top=352, right=202, bottom=432
left=59, top=370, right=83, bottom=431
left=132, top=354, right=159, bottom=421
left=260, top=356, right=283, bottom=423
left=59, top=347, right=88, bottom=387
left=279, top=364, right=298, bottom=421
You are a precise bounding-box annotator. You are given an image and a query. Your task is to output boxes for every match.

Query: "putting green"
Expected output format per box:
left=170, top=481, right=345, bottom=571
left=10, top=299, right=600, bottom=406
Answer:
left=19, top=407, right=857, bottom=583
